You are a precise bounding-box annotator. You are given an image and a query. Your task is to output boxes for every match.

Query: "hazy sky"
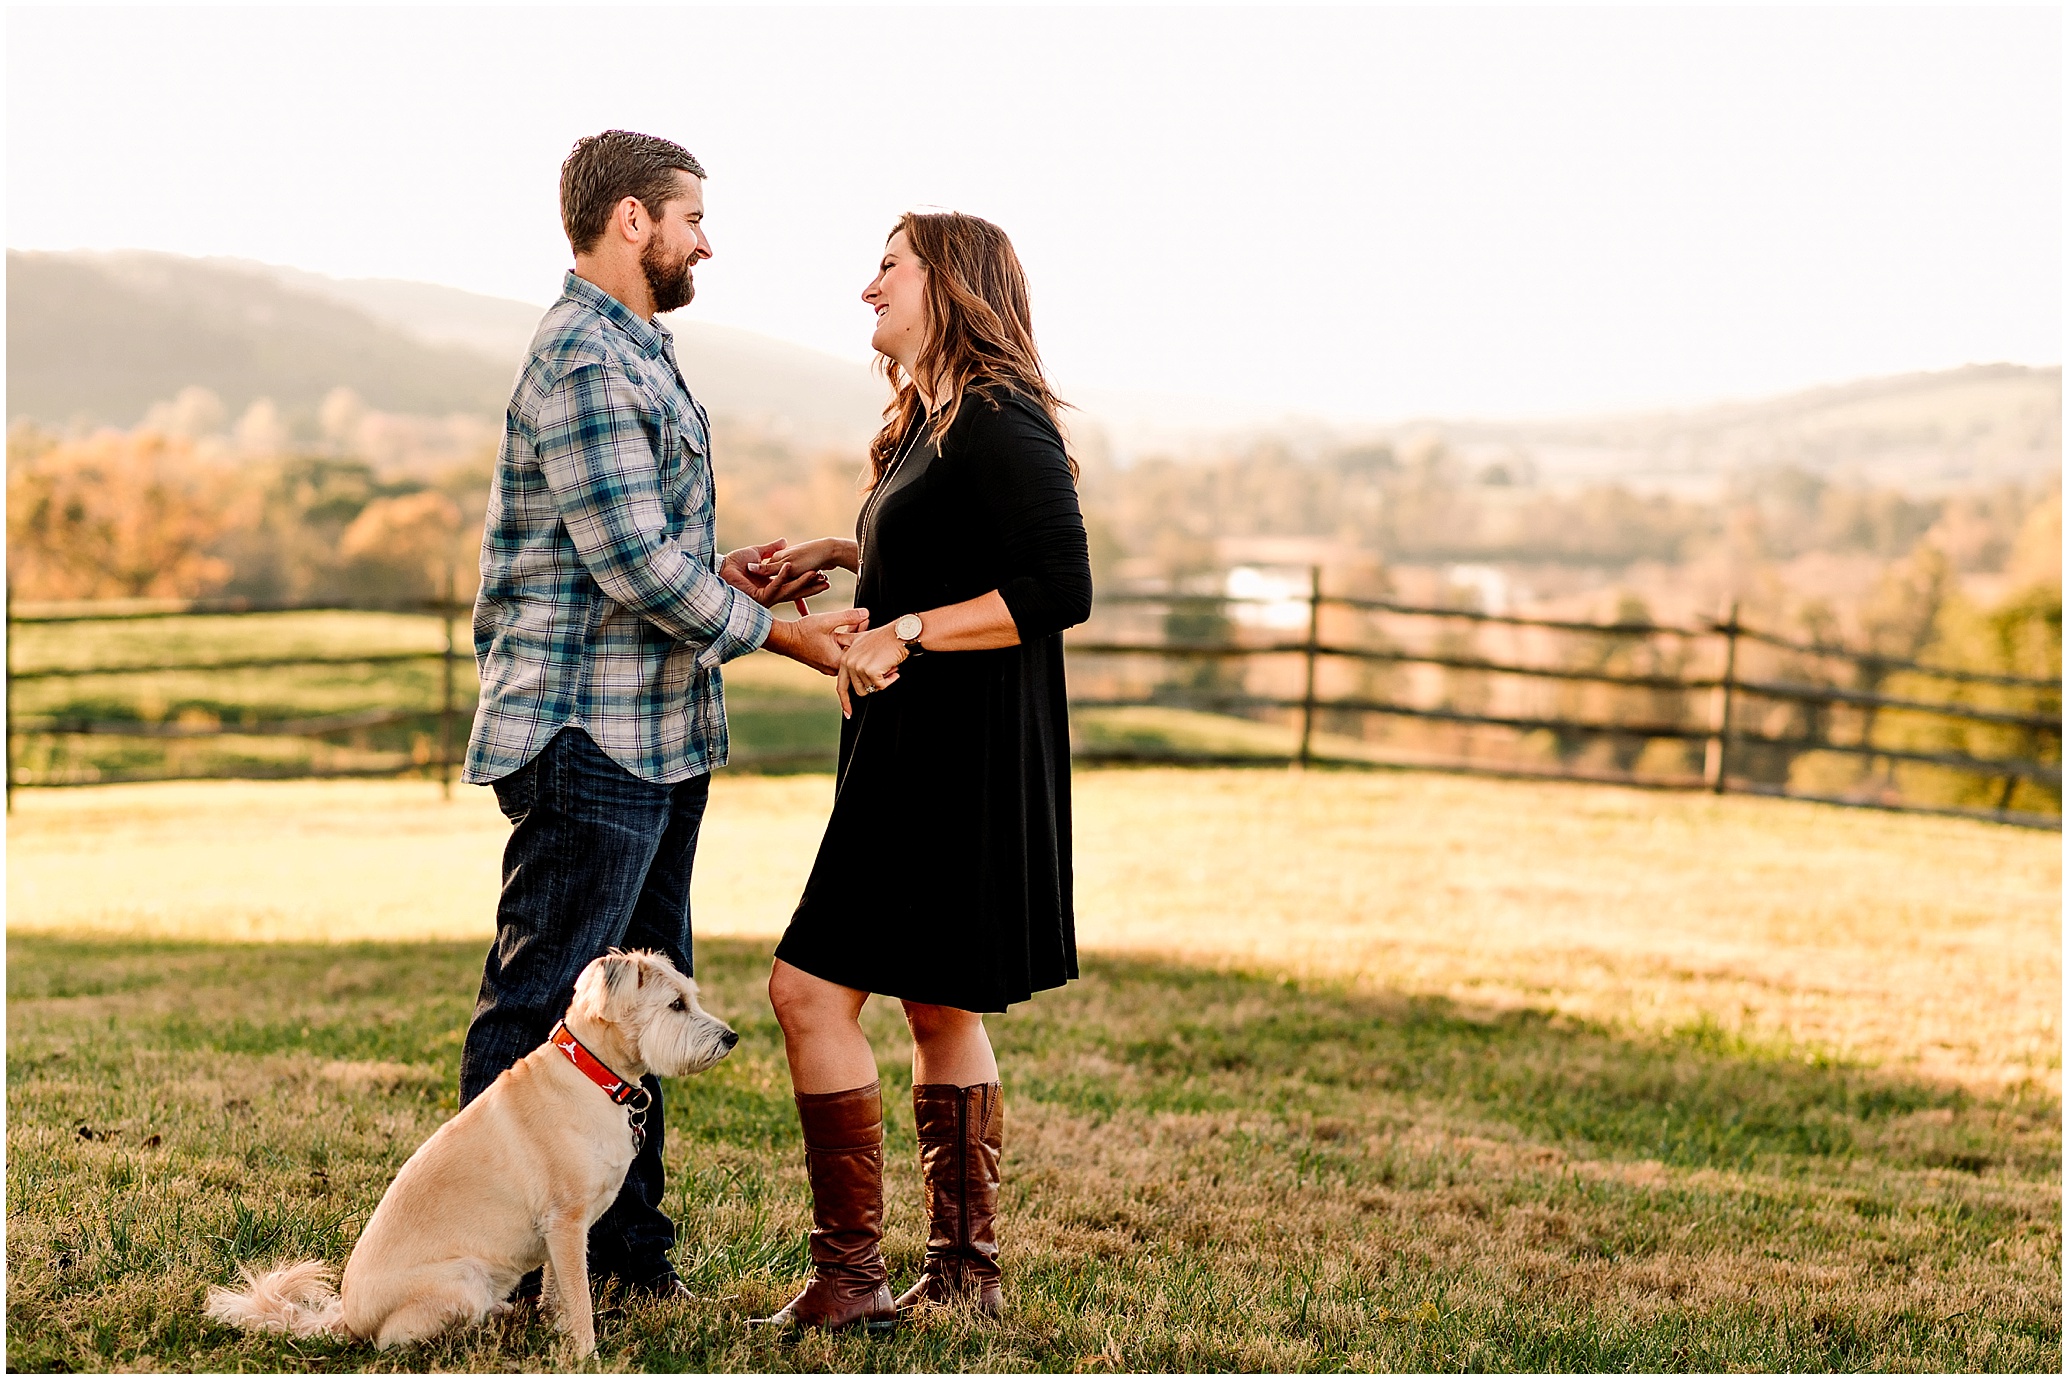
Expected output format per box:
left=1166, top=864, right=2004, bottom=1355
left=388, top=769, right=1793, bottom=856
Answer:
left=7, top=5, right=2061, bottom=421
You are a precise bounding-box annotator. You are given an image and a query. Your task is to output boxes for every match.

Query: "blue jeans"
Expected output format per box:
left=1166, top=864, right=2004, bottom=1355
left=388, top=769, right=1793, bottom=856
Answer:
left=459, top=726, right=713, bottom=1286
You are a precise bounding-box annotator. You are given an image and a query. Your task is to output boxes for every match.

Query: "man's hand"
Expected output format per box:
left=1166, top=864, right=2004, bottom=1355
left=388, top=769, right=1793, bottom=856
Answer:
left=722, top=539, right=831, bottom=609
left=763, top=608, right=869, bottom=676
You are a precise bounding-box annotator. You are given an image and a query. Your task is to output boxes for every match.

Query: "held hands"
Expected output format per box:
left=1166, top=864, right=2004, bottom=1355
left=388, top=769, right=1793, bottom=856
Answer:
left=766, top=608, right=869, bottom=676
left=722, top=539, right=832, bottom=608
left=752, top=537, right=858, bottom=577
left=835, top=623, right=910, bottom=719
left=747, top=533, right=899, bottom=715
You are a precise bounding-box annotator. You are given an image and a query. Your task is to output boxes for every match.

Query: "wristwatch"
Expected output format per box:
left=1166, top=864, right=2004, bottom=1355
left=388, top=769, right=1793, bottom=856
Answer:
left=893, top=612, right=926, bottom=657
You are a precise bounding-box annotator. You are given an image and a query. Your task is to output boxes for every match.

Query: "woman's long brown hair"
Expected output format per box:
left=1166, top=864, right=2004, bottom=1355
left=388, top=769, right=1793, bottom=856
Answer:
left=866, top=211, right=1073, bottom=488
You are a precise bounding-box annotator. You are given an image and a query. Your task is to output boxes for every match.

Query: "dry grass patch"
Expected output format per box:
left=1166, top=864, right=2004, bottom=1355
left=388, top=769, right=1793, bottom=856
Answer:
left=9, top=770, right=2059, bottom=1088
left=1070, top=768, right=2060, bottom=1093
left=6, top=935, right=2058, bottom=1372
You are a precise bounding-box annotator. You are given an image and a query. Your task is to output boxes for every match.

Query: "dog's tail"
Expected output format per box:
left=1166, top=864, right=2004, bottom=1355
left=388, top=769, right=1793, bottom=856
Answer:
left=204, top=1260, right=346, bottom=1338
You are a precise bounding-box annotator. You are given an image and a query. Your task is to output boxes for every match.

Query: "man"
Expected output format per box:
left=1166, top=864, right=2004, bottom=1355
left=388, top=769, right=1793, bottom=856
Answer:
left=458, top=129, right=864, bottom=1301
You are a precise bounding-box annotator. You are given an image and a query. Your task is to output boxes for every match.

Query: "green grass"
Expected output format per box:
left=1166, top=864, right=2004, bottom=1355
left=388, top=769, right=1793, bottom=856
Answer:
left=7, top=933, right=2057, bottom=1371
left=6, top=611, right=842, bottom=783
left=5, top=611, right=1320, bottom=783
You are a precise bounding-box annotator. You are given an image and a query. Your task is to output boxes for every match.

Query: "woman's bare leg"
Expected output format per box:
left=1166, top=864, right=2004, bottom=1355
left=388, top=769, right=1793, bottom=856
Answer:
left=769, top=959, right=877, bottom=1093
left=901, top=1001, right=999, bottom=1086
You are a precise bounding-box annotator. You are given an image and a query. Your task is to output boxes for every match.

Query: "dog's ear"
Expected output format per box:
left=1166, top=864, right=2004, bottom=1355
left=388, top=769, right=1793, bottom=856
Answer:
left=602, top=952, right=646, bottom=992
left=569, top=954, right=636, bottom=1024
left=601, top=952, right=645, bottom=997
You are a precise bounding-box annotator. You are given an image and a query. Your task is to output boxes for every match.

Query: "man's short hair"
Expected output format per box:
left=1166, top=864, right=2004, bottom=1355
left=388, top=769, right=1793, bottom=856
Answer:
left=560, top=131, right=706, bottom=254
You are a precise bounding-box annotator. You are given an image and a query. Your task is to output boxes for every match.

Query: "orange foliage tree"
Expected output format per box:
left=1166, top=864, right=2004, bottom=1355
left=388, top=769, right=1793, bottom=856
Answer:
left=7, top=431, right=244, bottom=600
left=337, top=489, right=466, bottom=601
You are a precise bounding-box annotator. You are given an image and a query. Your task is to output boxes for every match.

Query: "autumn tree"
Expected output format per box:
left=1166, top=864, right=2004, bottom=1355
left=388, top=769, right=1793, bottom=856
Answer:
left=338, top=489, right=466, bottom=601
left=6, top=430, right=242, bottom=599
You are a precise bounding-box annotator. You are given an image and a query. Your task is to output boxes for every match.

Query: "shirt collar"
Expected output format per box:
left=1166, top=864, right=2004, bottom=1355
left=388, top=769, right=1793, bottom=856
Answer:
left=560, top=270, right=668, bottom=361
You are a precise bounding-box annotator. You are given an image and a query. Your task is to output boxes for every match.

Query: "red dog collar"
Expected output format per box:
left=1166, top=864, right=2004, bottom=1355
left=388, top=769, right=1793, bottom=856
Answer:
left=548, top=1020, right=646, bottom=1107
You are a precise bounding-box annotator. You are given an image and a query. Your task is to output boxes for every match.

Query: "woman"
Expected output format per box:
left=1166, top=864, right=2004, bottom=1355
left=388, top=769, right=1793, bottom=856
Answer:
left=751, top=212, right=1092, bottom=1331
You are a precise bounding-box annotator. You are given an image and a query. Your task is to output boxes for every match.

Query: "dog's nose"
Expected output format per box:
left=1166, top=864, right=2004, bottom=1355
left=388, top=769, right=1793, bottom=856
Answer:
left=721, top=1029, right=740, bottom=1050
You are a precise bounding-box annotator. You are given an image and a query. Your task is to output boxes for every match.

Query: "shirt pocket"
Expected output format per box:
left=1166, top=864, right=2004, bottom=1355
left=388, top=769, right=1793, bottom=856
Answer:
left=664, top=434, right=711, bottom=521
left=654, top=410, right=682, bottom=485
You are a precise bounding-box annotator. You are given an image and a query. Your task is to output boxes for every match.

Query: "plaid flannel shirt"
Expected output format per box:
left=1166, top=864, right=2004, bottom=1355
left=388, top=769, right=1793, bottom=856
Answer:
left=463, top=272, right=774, bottom=786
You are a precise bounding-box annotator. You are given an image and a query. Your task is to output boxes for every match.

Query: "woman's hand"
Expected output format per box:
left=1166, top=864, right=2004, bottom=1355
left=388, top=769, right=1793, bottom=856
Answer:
left=754, top=537, right=858, bottom=576
left=834, top=623, right=909, bottom=718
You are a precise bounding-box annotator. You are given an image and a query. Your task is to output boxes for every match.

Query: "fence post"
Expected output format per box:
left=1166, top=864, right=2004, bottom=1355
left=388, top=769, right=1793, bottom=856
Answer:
left=1296, top=565, right=1322, bottom=769
left=439, top=578, right=457, bottom=801
left=4, top=586, right=12, bottom=813
left=1705, top=601, right=1740, bottom=794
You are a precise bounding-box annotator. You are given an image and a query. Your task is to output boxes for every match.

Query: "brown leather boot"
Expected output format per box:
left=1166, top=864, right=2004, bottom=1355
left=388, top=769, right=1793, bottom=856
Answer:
left=753, top=1083, right=896, bottom=1333
left=894, top=1082, right=1004, bottom=1316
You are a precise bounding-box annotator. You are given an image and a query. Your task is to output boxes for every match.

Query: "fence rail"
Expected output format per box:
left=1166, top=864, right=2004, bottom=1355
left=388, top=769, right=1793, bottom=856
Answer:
left=5, top=597, right=457, bottom=624
left=7, top=596, right=467, bottom=801
left=1073, top=576, right=2059, bottom=829
left=1097, top=592, right=2064, bottom=689
left=9, top=651, right=450, bottom=680
left=6, top=585, right=2060, bottom=828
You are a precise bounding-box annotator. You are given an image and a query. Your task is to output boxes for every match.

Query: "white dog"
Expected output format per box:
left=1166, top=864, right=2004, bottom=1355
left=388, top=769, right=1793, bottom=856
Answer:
left=205, top=949, right=736, bottom=1358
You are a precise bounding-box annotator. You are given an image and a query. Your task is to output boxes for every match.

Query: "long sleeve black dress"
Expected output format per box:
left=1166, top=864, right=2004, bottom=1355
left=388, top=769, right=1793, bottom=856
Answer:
left=774, top=388, right=1093, bottom=1012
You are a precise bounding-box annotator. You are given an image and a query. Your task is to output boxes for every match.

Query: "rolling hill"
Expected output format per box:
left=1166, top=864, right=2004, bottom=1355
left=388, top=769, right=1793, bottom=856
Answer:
left=1422, top=363, right=2062, bottom=494
left=6, top=250, right=887, bottom=445
left=6, top=249, right=2059, bottom=493
left=6, top=251, right=516, bottom=426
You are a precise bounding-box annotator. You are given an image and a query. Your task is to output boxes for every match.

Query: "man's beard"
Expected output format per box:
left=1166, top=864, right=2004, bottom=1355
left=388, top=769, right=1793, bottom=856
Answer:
left=641, top=238, right=696, bottom=314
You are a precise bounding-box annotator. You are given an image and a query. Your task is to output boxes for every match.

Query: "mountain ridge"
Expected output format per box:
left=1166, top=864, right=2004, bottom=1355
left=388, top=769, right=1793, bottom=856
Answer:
left=6, top=249, right=889, bottom=446
left=7, top=249, right=2058, bottom=492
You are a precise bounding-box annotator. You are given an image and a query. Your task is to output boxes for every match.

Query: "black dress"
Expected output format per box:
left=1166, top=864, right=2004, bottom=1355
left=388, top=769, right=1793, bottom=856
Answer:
left=774, top=389, right=1093, bottom=1012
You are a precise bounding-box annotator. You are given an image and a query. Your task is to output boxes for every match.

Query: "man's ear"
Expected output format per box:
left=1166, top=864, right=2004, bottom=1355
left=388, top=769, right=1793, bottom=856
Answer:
left=616, top=195, right=646, bottom=242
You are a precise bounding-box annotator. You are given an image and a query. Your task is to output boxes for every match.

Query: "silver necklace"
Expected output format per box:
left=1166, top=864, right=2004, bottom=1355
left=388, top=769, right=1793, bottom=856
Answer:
left=857, top=419, right=927, bottom=575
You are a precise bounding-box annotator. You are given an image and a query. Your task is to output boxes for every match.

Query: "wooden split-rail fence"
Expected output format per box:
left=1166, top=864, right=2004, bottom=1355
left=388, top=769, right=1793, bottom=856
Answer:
left=7, top=577, right=2060, bottom=828
left=7, top=597, right=469, bottom=799
left=1072, top=577, right=2059, bottom=828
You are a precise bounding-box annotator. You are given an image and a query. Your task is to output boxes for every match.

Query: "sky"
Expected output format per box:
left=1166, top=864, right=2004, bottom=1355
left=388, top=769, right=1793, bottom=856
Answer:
left=6, top=4, right=2061, bottom=423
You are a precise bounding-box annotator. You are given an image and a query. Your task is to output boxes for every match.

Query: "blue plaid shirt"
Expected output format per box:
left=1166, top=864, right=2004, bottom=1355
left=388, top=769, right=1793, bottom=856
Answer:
left=463, top=272, right=774, bottom=785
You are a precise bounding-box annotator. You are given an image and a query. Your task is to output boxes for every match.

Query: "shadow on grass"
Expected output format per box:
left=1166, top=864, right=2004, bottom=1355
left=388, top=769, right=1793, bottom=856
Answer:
left=1017, top=953, right=2061, bottom=1177
left=8, top=932, right=2053, bottom=1178
left=6, top=932, right=2059, bottom=1373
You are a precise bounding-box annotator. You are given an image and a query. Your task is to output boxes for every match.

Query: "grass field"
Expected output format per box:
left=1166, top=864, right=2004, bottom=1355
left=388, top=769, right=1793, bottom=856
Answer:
left=5, top=612, right=845, bottom=782
left=6, top=770, right=2062, bottom=1371
left=15, top=605, right=2058, bottom=822
left=4, top=607, right=1408, bottom=784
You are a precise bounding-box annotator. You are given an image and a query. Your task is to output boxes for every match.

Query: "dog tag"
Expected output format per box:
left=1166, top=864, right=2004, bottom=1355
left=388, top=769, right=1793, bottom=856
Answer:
left=623, top=1084, right=652, bottom=1157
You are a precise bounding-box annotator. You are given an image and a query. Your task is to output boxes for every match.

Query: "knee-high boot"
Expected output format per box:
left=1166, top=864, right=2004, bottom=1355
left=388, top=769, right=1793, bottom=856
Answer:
left=894, top=1082, right=1004, bottom=1316
left=754, top=1082, right=896, bottom=1332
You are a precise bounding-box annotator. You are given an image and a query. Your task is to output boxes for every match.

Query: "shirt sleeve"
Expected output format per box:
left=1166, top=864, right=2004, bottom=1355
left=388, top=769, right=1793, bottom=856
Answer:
left=532, top=360, right=773, bottom=669
left=963, top=395, right=1095, bottom=640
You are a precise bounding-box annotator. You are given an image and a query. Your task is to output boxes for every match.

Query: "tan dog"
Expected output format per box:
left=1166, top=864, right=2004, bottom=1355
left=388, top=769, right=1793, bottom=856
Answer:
left=205, top=949, right=736, bottom=1358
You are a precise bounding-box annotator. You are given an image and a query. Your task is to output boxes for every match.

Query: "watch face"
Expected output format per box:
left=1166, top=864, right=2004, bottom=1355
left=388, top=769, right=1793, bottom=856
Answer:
left=895, top=614, right=922, bottom=641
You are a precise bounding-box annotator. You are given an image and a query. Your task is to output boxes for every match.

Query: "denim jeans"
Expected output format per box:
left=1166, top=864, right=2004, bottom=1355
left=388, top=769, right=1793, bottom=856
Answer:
left=459, top=726, right=713, bottom=1286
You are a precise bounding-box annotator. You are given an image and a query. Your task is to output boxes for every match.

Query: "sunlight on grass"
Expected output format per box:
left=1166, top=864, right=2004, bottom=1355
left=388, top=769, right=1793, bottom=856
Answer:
left=6, top=936, right=2059, bottom=1373
left=8, top=768, right=2058, bottom=1091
